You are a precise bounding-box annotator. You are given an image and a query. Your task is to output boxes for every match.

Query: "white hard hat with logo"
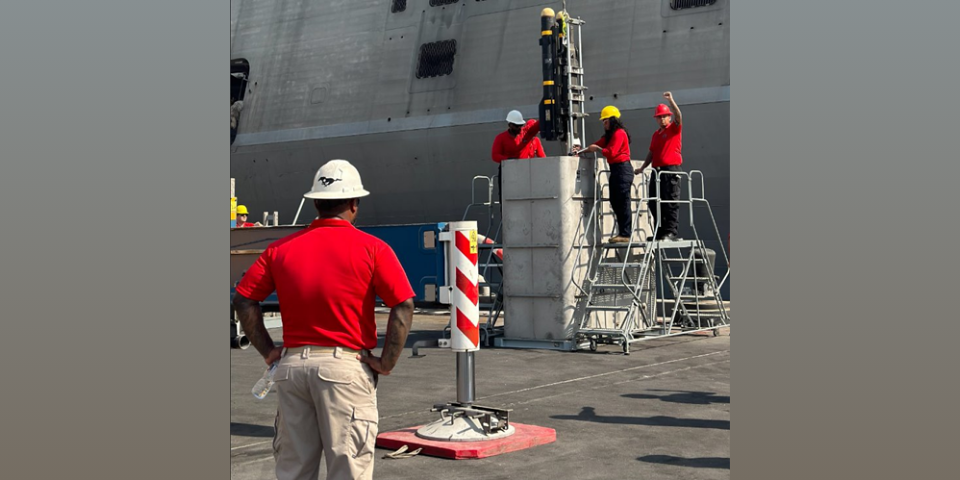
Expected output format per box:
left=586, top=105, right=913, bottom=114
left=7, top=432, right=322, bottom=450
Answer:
left=304, top=159, right=371, bottom=200
left=506, top=110, right=524, bottom=125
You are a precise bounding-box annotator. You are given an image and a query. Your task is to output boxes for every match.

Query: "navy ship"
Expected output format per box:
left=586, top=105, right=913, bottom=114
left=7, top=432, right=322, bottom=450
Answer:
left=230, top=0, right=729, bottom=267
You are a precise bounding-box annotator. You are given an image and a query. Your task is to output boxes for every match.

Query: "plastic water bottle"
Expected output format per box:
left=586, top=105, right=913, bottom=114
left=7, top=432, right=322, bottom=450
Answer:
left=252, top=362, right=278, bottom=400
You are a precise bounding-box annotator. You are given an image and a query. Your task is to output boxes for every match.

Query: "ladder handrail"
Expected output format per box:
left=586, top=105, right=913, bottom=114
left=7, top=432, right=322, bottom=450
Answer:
left=575, top=159, right=731, bottom=350
left=460, top=174, right=506, bottom=346
left=570, top=155, right=604, bottom=297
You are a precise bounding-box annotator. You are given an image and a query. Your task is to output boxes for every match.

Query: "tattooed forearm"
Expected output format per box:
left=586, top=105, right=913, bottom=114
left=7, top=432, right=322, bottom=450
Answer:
left=380, top=298, right=414, bottom=372
left=232, top=293, right=276, bottom=358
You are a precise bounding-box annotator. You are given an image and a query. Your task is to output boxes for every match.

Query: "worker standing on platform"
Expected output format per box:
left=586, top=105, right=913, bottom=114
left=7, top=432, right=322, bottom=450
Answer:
left=573, top=105, right=633, bottom=243
left=635, top=91, right=683, bottom=242
left=491, top=110, right=544, bottom=208
left=232, top=159, right=416, bottom=480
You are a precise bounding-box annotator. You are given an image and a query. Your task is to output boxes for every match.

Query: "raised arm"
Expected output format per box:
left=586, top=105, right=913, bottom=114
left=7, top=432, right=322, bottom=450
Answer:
left=664, top=91, right=681, bottom=126
left=519, top=119, right=541, bottom=145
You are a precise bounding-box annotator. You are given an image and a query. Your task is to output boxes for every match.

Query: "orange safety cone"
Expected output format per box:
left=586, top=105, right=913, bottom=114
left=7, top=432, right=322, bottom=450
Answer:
left=476, top=234, right=503, bottom=261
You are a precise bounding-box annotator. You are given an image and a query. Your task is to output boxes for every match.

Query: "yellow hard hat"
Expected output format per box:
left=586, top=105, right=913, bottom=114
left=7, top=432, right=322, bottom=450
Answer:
left=599, top=106, right=621, bottom=121
left=236, top=205, right=249, bottom=215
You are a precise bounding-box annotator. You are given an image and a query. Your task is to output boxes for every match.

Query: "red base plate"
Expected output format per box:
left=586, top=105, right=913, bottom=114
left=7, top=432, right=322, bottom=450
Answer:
left=376, top=422, right=557, bottom=460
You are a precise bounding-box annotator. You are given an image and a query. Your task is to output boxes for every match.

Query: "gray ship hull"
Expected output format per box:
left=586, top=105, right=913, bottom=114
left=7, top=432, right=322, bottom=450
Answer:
left=230, top=0, right=730, bottom=295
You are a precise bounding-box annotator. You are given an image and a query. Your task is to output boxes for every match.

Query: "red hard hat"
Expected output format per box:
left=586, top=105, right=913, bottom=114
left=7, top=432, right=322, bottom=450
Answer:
left=653, top=104, right=672, bottom=117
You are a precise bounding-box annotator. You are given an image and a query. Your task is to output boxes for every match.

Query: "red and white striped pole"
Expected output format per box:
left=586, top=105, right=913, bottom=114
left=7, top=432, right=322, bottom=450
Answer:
left=440, top=221, right=480, bottom=404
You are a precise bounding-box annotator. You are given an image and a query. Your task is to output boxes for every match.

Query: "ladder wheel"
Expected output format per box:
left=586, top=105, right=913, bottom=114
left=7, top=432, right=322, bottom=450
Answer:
left=589, top=339, right=597, bottom=352
left=713, top=328, right=720, bottom=337
left=479, top=329, right=488, bottom=347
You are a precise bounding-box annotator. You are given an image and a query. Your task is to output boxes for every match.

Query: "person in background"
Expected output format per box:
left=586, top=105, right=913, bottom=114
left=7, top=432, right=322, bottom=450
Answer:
left=235, top=205, right=261, bottom=227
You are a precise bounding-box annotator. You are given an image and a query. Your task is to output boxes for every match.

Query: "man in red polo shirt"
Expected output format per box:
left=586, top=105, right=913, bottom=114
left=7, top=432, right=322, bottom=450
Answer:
left=491, top=110, right=544, bottom=210
left=491, top=110, right=545, bottom=163
left=636, top=91, right=683, bottom=241
left=232, top=159, right=415, bottom=480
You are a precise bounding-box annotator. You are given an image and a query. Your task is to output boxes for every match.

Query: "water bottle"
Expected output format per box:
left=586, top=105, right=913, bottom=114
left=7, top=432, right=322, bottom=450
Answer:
left=252, top=362, right=278, bottom=400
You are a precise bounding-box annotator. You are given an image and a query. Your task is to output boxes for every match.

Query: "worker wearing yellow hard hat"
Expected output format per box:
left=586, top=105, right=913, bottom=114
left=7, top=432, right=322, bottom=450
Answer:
left=572, top=104, right=634, bottom=243
left=599, top=105, right=621, bottom=121
left=235, top=205, right=260, bottom=227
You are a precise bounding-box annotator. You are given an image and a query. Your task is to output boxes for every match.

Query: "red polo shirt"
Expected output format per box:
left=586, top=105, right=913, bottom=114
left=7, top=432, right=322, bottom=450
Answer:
left=491, top=119, right=543, bottom=162
left=593, top=129, right=631, bottom=164
left=649, top=121, right=683, bottom=167
left=235, top=218, right=415, bottom=350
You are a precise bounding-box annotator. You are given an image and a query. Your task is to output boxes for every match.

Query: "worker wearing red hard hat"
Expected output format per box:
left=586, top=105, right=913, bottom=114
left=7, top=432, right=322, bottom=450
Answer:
left=636, top=92, right=684, bottom=242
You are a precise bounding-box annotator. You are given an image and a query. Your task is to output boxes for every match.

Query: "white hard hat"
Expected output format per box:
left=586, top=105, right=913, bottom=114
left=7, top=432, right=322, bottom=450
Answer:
left=304, top=159, right=371, bottom=200
left=506, top=110, right=524, bottom=125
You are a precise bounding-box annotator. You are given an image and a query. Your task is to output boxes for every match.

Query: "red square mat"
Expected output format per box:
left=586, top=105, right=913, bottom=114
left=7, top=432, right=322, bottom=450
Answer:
left=376, top=423, right=557, bottom=460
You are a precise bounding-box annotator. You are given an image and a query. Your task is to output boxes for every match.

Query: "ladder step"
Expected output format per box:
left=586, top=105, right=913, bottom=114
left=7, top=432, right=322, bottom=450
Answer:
left=662, top=258, right=707, bottom=263
left=596, top=197, right=649, bottom=205
left=571, top=85, right=588, bottom=90
left=591, top=284, right=653, bottom=290
left=679, top=294, right=719, bottom=300
left=601, top=243, right=647, bottom=249
left=599, top=262, right=646, bottom=268
left=590, top=284, right=633, bottom=289
left=652, top=240, right=700, bottom=247
left=577, top=329, right=624, bottom=336
left=586, top=305, right=632, bottom=311
left=666, top=277, right=716, bottom=282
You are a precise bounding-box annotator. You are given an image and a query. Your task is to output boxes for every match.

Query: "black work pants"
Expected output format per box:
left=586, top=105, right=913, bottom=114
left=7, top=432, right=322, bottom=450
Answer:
left=648, top=165, right=682, bottom=237
left=608, top=162, right=635, bottom=238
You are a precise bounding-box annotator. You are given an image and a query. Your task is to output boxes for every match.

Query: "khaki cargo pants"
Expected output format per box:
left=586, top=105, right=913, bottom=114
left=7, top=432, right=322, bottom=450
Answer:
left=272, top=346, right=379, bottom=480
